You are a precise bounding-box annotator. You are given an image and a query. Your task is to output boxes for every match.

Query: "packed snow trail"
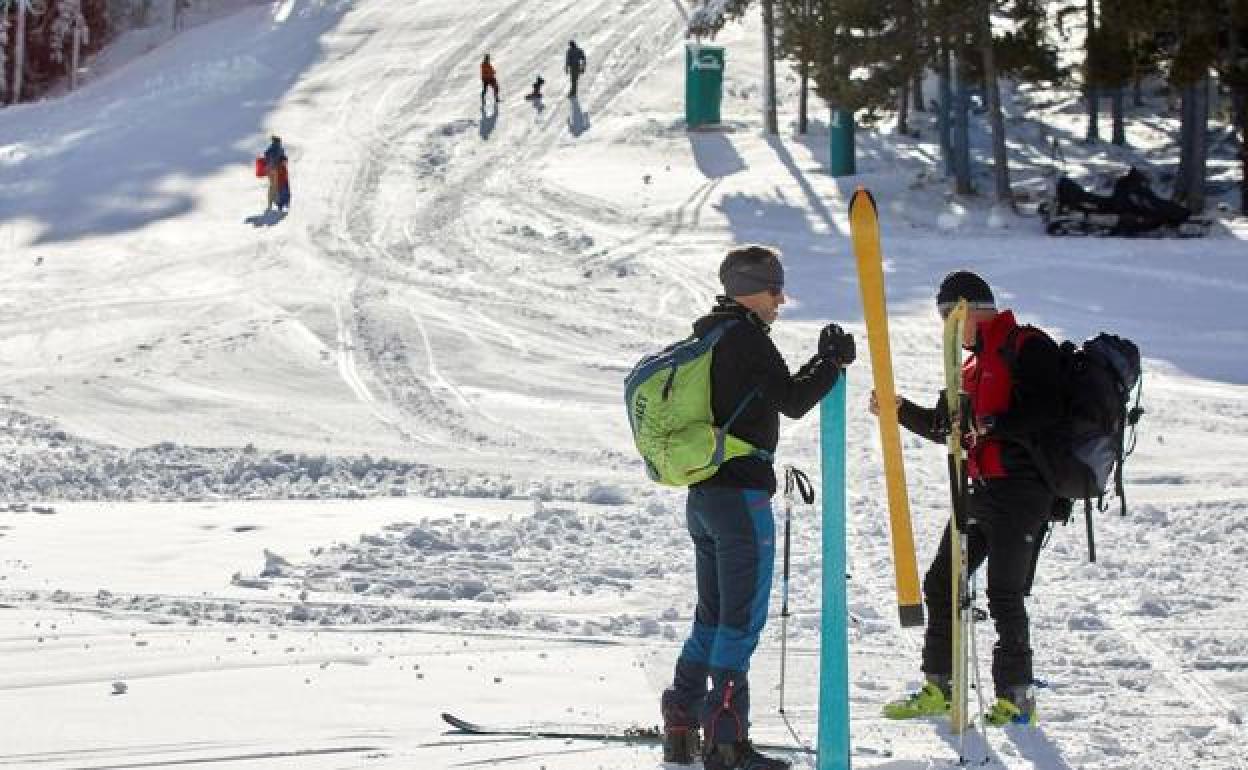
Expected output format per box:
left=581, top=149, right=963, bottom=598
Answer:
left=0, top=0, right=686, bottom=477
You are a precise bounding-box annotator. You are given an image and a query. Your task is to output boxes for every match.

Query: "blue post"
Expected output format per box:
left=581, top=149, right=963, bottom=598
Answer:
left=817, top=374, right=850, bottom=770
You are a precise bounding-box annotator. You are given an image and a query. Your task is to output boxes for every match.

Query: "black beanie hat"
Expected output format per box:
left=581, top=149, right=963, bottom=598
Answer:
left=720, top=245, right=784, bottom=297
left=936, top=270, right=995, bottom=315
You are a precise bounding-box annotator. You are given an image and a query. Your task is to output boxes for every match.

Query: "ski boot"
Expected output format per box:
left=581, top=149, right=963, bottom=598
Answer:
left=985, top=684, right=1037, bottom=726
left=882, top=676, right=951, bottom=719
left=660, top=689, right=701, bottom=764
left=703, top=740, right=790, bottom=770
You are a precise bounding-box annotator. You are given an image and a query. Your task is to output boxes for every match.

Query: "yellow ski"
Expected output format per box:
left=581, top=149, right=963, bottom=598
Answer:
left=942, top=299, right=970, bottom=734
left=848, top=187, right=923, bottom=628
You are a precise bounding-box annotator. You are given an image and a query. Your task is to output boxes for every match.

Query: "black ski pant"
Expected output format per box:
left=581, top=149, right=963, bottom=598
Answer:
left=920, top=477, right=1052, bottom=697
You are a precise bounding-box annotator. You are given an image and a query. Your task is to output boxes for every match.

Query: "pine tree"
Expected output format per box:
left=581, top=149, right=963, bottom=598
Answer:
left=1224, top=0, right=1248, bottom=213
left=775, top=0, right=822, bottom=133
left=810, top=0, right=910, bottom=120
left=1169, top=0, right=1220, bottom=212
left=687, top=0, right=753, bottom=38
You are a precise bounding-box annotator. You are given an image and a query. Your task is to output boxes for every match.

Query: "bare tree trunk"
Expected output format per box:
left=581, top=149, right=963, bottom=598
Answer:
left=1085, top=0, right=1100, bottom=142
left=1111, top=88, right=1126, bottom=145
left=13, top=1, right=26, bottom=104
left=1188, top=78, right=1209, bottom=213
left=1175, top=79, right=1209, bottom=213
left=939, top=44, right=953, bottom=176
left=913, top=72, right=926, bottom=111
left=980, top=0, right=1011, bottom=205
left=952, top=39, right=973, bottom=194
left=899, top=77, right=910, bottom=135
left=761, top=0, right=778, bottom=134
left=798, top=0, right=810, bottom=134
left=799, top=59, right=809, bottom=134
left=1237, top=89, right=1247, bottom=215
left=70, top=26, right=82, bottom=92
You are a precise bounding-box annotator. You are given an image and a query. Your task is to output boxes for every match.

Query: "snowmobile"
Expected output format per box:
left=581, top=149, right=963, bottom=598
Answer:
left=1040, top=168, right=1212, bottom=237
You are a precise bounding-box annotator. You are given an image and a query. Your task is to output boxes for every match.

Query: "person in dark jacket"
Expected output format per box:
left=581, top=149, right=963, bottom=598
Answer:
left=660, top=245, right=857, bottom=770
left=876, top=270, right=1060, bottom=726
left=565, top=41, right=586, bottom=97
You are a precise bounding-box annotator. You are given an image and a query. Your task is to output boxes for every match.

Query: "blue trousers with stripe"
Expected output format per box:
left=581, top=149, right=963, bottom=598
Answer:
left=669, top=486, right=775, bottom=744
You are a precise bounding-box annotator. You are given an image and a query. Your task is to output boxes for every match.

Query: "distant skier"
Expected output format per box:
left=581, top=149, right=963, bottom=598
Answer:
left=524, top=75, right=545, bottom=101
left=263, top=136, right=290, bottom=212
left=565, top=41, right=586, bottom=98
left=480, top=54, right=500, bottom=106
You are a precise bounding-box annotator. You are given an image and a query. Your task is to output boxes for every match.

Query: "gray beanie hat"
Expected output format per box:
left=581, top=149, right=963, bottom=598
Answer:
left=719, top=245, right=784, bottom=297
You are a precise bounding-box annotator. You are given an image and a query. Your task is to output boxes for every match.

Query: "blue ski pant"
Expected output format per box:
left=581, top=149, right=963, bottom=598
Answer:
left=669, top=486, right=776, bottom=743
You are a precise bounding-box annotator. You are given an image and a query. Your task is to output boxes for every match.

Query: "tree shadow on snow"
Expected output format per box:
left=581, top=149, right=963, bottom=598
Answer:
left=707, top=129, right=858, bottom=324
left=244, top=209, right=286, bottom=227
left=714, top=188, right=860, bottom=325
left=0, top=1, right=352, bottom=245
left=568, top=98, right=590, bottom=137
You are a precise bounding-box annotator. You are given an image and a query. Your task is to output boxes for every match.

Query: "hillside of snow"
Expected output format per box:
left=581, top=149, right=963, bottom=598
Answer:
left=1, top=1, right=1246, bottom=768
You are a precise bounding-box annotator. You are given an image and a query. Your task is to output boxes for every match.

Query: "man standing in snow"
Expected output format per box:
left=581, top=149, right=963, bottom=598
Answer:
left=480, top=53, right=499, bottom=106
left=565, top=41, right=586, bottom=98
left=661, top=246, right=856, bottom=770
left=874, top=270, right=1060, bottom=727
left=263, top=136, right=289, bottom=212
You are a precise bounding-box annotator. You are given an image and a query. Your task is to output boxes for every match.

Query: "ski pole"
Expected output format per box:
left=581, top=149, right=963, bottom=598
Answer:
left=967, top=561, right=992, bottom=766
left=779, top=467, right=794, bottom=718
left=778, top=466, right=814, bottom=730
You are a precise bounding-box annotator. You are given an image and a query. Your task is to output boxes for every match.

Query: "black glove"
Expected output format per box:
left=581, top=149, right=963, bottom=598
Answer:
left=818, top=323, right=856, bottom=366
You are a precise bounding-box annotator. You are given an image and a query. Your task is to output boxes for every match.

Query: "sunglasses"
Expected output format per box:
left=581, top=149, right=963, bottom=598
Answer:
left=938, top=300, right=994, bottom=320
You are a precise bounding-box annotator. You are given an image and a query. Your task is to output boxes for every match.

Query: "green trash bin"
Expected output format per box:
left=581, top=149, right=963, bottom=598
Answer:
left=686, top=44, right=724, bottom=128
left=829, top=108, right=856, bottom=177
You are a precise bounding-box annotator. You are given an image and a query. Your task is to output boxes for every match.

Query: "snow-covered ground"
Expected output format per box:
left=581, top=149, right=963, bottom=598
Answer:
left=1, top=0, right=1246, bottom=767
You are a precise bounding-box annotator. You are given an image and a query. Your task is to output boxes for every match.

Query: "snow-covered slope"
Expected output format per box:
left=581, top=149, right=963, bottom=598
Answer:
left=1, top=1, right=1246, bottom=768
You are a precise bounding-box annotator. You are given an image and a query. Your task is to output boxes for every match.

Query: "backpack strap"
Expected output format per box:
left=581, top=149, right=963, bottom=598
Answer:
left=722, top=386, right=757, bottom=432
left=707, top=319, right=774, bottom=465
left=1113, top=367, right=1146, bottom=517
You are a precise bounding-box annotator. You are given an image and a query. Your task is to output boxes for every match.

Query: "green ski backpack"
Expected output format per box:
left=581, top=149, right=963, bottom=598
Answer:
left=624, top=320, right=769, bottom=486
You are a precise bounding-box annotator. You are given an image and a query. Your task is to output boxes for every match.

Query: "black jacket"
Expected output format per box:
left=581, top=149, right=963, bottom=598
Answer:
left=691, top=298, right=841, bottom=494
left=566, top=45, right=586, bottom=73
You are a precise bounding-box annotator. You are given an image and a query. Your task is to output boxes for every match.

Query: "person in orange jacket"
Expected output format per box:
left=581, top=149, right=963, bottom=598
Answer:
left=480, top=54, right=499, bottom=106
left=263, top=136, right=290, bottom=212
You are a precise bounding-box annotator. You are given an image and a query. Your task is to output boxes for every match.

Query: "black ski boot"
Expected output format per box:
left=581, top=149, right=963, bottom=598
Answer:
left=703, top=740, right=791, bottom=770
left=660, top=688, right=702, bottom=764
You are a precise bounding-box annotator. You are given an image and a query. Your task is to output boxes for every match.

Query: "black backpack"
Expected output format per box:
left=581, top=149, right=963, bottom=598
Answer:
left=1004, top=329, right=1145, bottom=563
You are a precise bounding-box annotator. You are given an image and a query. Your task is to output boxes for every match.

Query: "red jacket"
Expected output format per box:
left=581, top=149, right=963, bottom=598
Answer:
left=898, top=309, right=1062, bottom=483
left=481, top=61, right=496, bottom=81
left=963, top=311, right=1020, bottom=479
